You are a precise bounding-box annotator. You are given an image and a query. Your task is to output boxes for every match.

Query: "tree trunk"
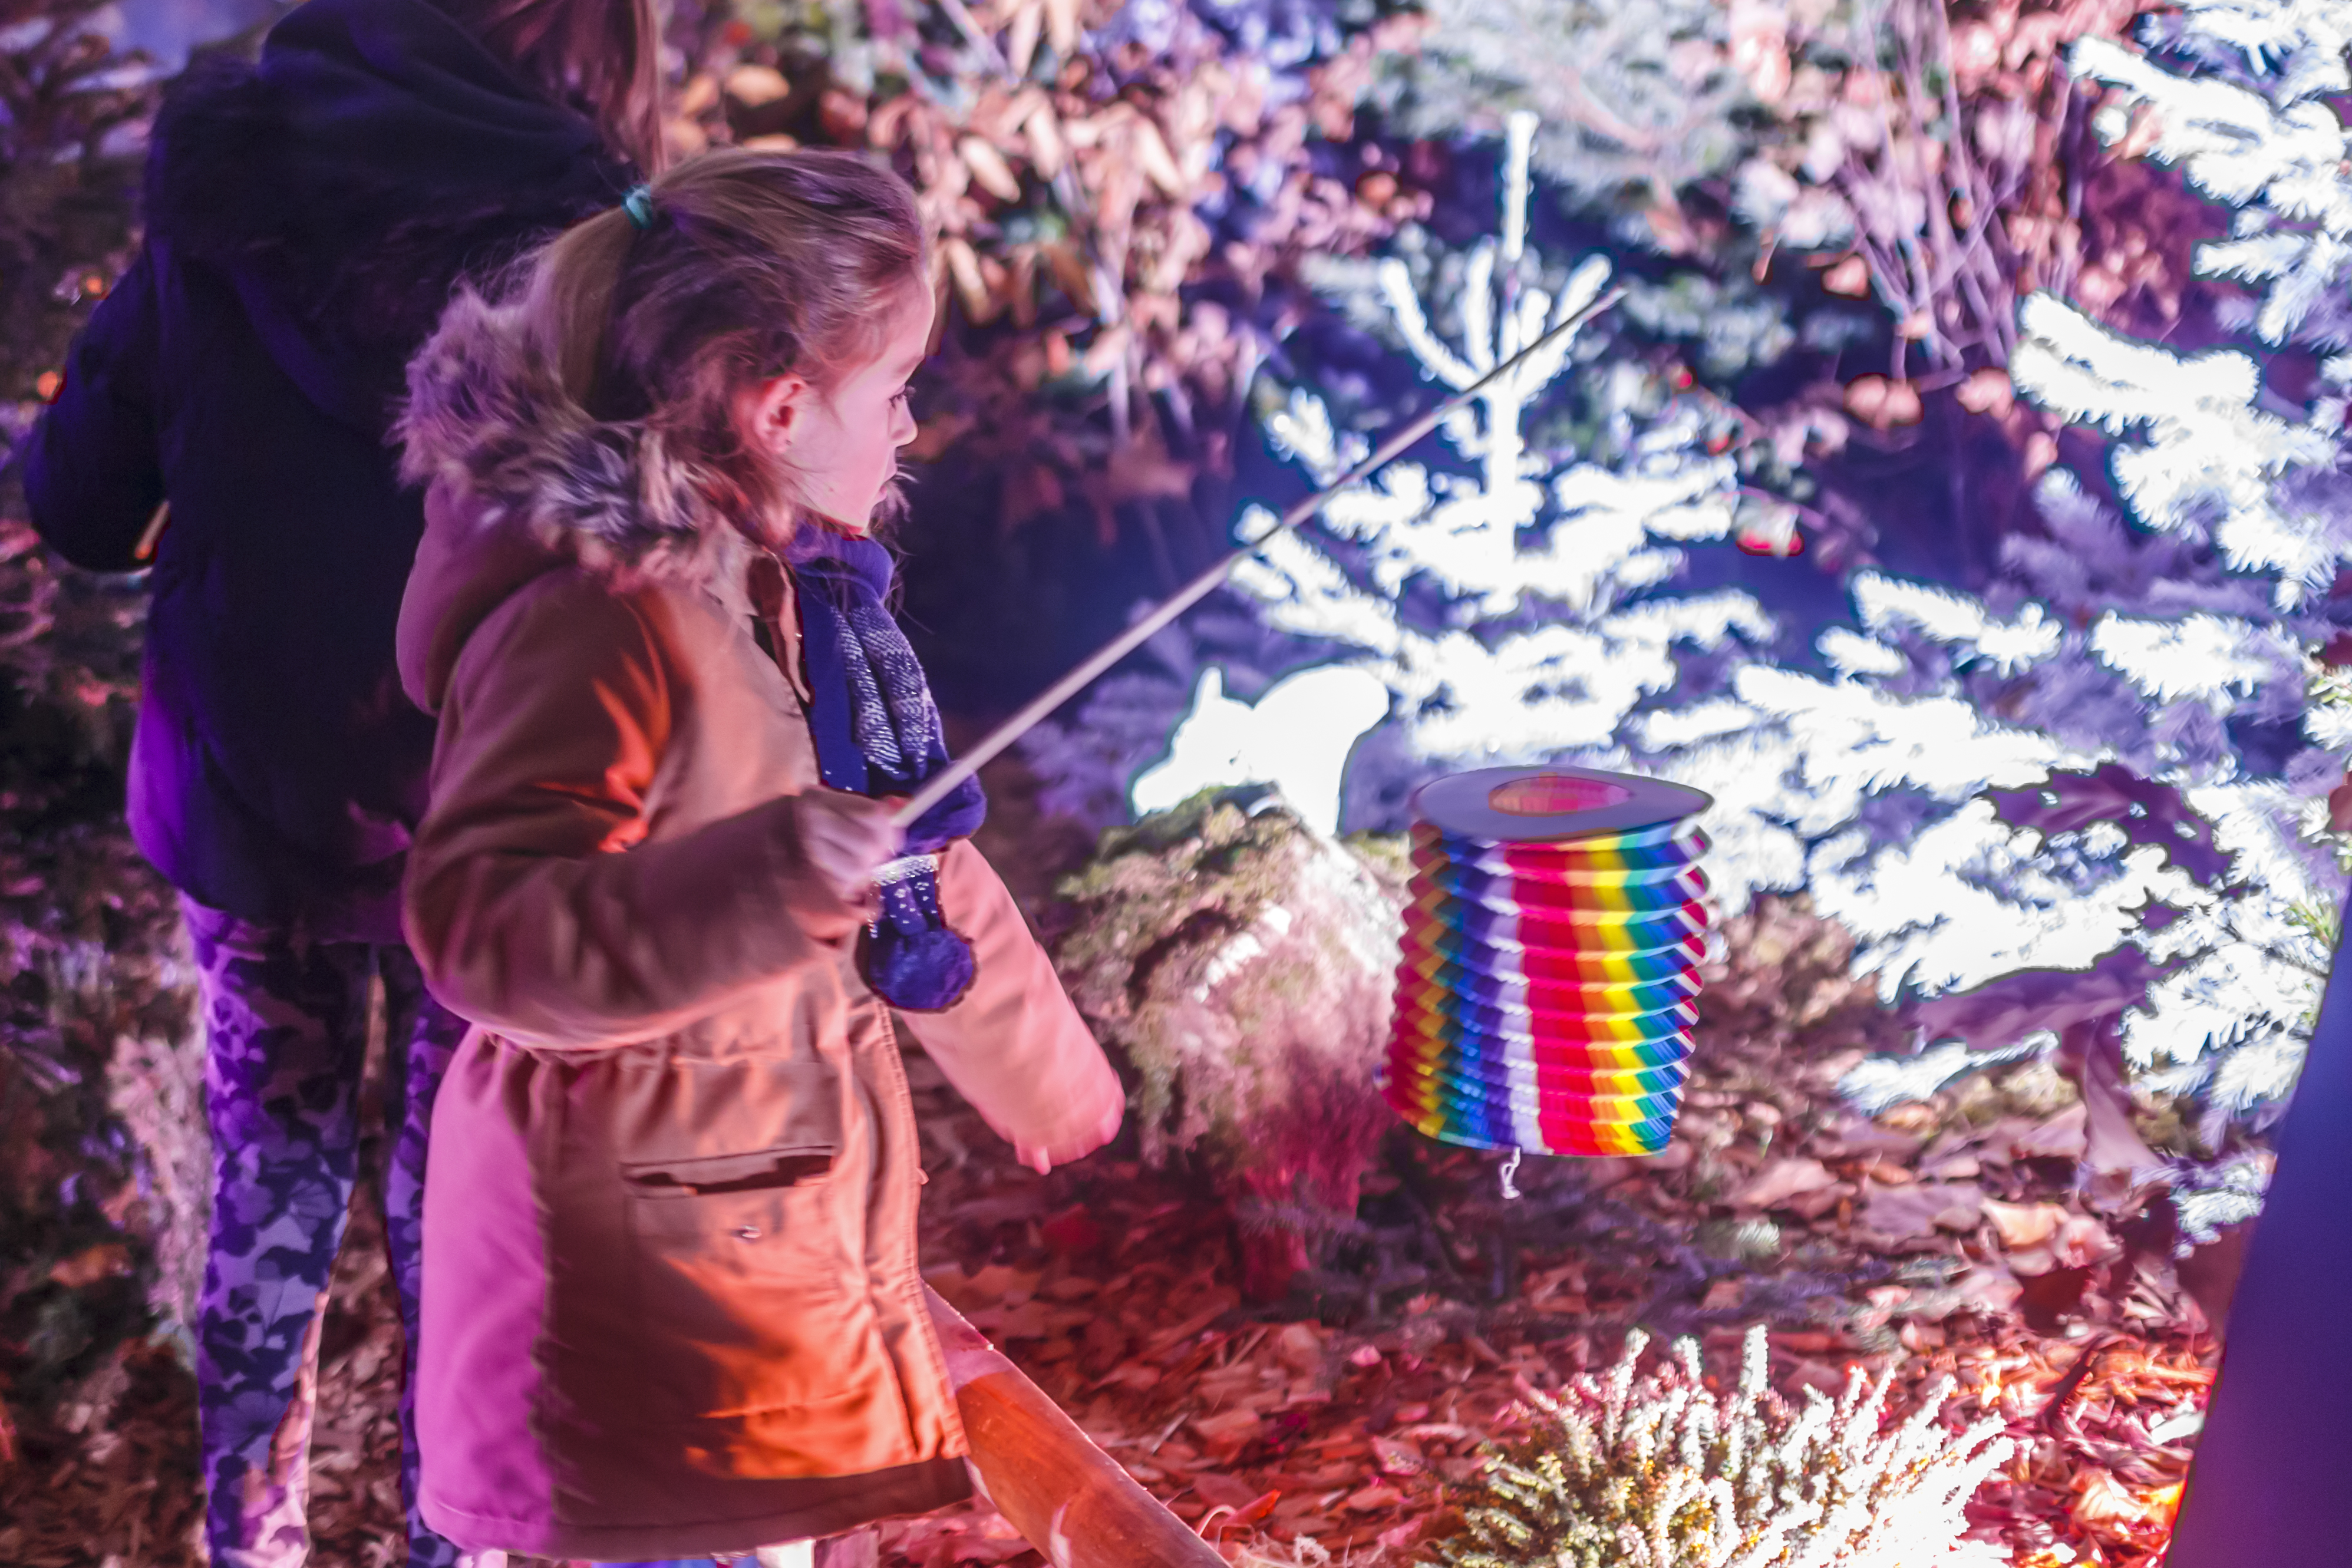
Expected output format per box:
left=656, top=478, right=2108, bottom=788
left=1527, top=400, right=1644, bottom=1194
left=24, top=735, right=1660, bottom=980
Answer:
left=1235, top=1163, right=1363, bottom=1301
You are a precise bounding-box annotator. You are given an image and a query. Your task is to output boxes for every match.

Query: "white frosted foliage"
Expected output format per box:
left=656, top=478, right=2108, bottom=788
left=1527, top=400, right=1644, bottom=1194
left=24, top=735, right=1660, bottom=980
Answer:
left=2011, top=293, right=2339, bottom=595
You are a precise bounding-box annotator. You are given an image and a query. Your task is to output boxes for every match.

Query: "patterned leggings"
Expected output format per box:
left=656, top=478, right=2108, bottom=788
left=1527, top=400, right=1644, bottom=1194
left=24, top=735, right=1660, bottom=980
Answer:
left=184, top=898, right=470, bottom=1568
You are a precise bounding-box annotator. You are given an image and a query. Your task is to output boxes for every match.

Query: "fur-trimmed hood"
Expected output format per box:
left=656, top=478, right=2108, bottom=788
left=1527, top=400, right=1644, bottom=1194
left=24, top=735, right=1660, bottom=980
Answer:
left=146, top=0, right=631, bottom=433
left=394, top=287, right=751, bottom=714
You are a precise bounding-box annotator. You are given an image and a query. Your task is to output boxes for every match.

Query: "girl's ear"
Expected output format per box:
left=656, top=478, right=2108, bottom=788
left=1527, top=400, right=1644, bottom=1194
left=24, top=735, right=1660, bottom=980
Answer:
left=738, top=374, right=812, bottom=461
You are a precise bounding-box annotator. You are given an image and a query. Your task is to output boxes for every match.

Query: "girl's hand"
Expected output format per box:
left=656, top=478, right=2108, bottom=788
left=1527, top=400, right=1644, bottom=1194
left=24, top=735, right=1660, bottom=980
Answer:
left=1013, top=1076, right=1125, bottom=1174
left=800, top=791, right=903, bottom=906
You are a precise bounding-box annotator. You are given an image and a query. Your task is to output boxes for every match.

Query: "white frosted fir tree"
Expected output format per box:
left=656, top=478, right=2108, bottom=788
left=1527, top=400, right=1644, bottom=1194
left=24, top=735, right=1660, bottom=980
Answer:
left=1218, top=111, right=1764, bottom=814
left=1636, top=0, right=2352, bottom=1141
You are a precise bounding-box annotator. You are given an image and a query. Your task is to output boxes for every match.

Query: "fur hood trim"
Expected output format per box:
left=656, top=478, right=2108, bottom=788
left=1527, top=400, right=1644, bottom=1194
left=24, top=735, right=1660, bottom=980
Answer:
left=397, top=288, right=743, bottom=586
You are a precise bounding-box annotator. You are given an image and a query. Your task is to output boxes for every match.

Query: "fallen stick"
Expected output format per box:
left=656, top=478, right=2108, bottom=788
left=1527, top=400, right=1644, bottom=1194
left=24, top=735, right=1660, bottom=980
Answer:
left=925, top=1286, right=1226, bottom=1568
left=893, top=286, right=1625, bottom=829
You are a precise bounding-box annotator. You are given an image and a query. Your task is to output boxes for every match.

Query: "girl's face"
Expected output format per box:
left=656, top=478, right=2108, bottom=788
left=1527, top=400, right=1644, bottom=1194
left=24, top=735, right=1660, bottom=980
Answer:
left=740, top=278, right=935, bottom=534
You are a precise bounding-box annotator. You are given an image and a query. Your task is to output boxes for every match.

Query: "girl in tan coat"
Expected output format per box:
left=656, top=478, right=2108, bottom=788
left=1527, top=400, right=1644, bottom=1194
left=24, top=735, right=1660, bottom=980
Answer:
left=391, top=150, right=1124, bottom=1562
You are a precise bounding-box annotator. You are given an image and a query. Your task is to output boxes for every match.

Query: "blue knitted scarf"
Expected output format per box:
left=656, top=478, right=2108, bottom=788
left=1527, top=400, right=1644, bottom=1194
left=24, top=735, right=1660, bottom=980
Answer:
left=783, top=530, right=987, bottom=1011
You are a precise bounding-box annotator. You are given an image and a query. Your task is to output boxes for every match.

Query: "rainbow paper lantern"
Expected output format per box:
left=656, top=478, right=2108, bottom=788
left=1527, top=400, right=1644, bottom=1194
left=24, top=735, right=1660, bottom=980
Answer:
left=1380, top=766, right=1714, bottom=1158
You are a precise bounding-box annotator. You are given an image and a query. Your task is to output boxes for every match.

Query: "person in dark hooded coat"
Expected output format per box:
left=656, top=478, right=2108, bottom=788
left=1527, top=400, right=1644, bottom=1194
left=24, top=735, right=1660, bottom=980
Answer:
left=22, top=1, right=660, bottom=1562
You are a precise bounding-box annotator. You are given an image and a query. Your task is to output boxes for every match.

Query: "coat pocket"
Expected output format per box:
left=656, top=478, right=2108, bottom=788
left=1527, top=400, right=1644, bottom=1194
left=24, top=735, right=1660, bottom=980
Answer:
left=619, top=1067, right=877, bottom=1425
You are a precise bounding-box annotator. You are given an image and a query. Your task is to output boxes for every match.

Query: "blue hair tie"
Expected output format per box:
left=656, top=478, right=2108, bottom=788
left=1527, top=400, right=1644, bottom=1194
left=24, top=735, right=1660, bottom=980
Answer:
left=621, top=184, right=656, bottom=230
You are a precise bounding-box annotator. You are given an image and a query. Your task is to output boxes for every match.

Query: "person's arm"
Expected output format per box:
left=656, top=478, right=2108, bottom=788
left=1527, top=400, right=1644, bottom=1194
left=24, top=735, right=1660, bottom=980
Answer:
left=405, top=575, right=878, bottom=1048
left=22, top=249, right=166, bottom=572
left=895, top=841, right=1124, bottom=1167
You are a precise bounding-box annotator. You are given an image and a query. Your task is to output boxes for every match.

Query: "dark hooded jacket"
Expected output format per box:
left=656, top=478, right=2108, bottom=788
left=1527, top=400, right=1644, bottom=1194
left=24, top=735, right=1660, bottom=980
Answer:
left=22, top=0, right=634, bottom=938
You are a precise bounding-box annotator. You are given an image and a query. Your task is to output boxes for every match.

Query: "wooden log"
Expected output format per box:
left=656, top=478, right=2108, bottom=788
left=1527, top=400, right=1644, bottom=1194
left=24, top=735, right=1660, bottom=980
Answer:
left=925, top=1286, right=1226, bottom=1568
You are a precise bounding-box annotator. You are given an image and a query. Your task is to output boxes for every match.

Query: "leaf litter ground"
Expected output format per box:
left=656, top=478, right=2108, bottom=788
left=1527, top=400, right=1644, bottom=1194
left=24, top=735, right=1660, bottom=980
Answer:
left=0, top=899, right=2219, bottom=1567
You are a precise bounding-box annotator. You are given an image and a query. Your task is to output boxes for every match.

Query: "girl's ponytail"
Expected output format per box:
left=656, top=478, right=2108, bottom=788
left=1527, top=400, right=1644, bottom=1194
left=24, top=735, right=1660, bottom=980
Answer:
left=519, top=203, right=642, bottom=414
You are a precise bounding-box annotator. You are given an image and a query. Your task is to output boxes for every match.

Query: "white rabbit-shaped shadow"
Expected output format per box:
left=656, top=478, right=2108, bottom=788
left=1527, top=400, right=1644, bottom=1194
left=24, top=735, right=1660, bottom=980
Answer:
left=1130, top=664, right=1391, bottom=837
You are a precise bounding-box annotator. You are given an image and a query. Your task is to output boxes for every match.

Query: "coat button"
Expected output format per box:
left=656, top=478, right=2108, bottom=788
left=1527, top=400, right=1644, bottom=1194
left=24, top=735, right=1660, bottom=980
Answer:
left=733, top=1225, right=762, bottom=1242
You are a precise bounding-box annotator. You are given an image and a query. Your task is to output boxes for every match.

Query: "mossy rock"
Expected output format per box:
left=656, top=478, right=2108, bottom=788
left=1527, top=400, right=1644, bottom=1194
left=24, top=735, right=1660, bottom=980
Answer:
left=1052, top=787, right=1407, bottom=1293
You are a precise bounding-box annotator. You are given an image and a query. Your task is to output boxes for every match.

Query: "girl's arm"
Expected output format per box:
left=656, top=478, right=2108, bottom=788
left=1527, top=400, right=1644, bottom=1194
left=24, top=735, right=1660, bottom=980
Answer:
left=23, top=249, right=166, bottom=572
left=894, top=841, right=1123, bottom=1161
left=405, top=575, right=869, bottom=1047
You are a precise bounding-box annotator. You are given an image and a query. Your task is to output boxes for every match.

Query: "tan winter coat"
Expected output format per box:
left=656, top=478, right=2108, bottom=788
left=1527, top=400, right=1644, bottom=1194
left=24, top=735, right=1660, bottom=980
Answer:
left=392, top=300, right=1116, bottom=1560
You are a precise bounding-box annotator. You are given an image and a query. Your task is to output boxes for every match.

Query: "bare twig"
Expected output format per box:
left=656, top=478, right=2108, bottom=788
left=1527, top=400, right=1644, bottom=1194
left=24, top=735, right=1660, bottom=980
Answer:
left=1839, top=0, right=2029, bottom=373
